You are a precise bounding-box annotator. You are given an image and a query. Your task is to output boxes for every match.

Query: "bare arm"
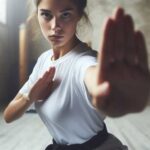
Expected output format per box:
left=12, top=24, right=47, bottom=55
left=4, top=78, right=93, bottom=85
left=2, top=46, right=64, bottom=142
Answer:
left=84, top=8, right=150, bottom=117
left=84, top=65, right=109, bottom=99
left=84, top=65, right=110, bottom=110
left=3, top=67, right=56, bottom=123
left=3, top=93, right=34, bottom=123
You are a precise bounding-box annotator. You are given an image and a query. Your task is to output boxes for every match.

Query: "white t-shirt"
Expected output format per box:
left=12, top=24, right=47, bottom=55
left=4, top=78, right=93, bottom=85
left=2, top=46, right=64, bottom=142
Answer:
left=19, top=42, right=106, bottom=145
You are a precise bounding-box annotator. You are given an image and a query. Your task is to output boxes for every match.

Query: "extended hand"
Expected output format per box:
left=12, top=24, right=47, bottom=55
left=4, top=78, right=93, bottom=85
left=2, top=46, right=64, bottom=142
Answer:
left=93, top=7, right=150, bottom=117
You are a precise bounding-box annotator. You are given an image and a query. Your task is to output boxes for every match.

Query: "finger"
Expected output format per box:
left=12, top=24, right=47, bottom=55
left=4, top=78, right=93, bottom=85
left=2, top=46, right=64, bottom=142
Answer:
left=40, top=68, right=54, bottom=84
left=92, top=81, right=110, bottom=107
left=113, top=8, right=125, bottom=61
left=124, top=15, right=136, bottom=65
left=94, top=82, right=110, bottom=97
left=135, top=31, right=149, bottom=71
left=30, top=77, right=44, bottom=94
left=47, top=67, right=56, bottom=82
left=112, top=7, right=124, bottom=19
left=98, top=18, right=115, bottom=83
left=41, top=70, right=50, bottom=81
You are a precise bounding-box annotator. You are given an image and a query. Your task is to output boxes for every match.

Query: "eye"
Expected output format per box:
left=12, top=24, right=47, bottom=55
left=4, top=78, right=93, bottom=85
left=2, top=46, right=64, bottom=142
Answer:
left=61, top=12, right=71, bottom=19
left=40, top=12, right=53, bottom=20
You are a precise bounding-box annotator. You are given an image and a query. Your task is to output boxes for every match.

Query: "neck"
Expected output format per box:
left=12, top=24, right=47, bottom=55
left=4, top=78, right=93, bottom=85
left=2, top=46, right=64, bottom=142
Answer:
left=51, top=37, right=81, bottom=61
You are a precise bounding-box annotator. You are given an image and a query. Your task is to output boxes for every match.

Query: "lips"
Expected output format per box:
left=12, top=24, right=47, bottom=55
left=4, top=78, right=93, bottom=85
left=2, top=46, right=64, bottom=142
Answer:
left=49, top=35, right=64, bottom=41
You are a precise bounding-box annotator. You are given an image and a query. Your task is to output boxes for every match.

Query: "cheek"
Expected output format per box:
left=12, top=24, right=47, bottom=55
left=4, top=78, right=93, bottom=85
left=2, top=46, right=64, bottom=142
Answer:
left=38, top=16, right=48, bottom=30
left=63, top=21, right=78, bottom=34
left=39, top=21, right=49, bottom=34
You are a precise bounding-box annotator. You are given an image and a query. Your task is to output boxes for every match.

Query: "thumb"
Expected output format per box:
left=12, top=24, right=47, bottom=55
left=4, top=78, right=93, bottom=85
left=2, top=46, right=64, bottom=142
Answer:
left=93, top=81, right=110, bottom=98
left=92, top=81, right=110, bottom=108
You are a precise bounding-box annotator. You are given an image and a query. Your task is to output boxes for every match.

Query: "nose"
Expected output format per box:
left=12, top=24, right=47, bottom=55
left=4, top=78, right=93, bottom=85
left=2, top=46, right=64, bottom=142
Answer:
left=51, top=17, right=61, bottom=32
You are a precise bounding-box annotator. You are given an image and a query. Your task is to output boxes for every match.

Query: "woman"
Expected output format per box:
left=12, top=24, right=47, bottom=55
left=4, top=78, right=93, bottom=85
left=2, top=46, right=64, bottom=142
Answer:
left=3, top=0, right=150, bottom=149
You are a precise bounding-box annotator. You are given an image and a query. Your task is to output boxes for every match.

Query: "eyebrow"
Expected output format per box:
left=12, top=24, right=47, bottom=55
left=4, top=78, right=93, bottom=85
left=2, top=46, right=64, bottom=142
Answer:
left=39, top=8, right=74, bottom=13
left=60, top=8, right=74, bottom=12
left=39, top=9, right=51, bottom=13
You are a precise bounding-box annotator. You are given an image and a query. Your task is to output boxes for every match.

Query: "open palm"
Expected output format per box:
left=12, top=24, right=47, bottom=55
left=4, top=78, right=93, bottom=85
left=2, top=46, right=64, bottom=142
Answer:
left=94, top=8, right=150, bottom=117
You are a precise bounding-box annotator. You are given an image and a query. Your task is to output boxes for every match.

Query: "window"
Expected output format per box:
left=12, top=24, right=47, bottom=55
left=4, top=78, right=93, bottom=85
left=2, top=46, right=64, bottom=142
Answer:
left=0, top=0, right=7, bottom=24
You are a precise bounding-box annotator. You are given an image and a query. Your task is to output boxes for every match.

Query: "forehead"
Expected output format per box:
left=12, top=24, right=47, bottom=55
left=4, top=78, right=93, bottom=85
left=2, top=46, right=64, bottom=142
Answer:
left=38, top=0, right=76, bottom=10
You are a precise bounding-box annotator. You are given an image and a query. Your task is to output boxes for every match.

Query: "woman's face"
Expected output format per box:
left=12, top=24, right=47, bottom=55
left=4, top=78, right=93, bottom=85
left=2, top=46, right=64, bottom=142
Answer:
left=37, top=0, right=81, bottom=49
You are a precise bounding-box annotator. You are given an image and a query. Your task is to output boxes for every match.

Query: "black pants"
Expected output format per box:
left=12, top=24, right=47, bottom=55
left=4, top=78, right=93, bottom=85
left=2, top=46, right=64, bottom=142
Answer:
left=45, top=124, right=108, bottom=150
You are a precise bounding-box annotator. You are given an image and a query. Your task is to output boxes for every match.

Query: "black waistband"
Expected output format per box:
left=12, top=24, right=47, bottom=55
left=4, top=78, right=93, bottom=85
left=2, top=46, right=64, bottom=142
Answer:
left=45, top=124, right=108, bottom=150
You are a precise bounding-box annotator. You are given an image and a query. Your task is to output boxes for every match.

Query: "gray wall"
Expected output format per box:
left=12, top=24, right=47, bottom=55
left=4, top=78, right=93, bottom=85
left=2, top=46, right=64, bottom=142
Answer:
left=87, top=0, right=150, bottom=61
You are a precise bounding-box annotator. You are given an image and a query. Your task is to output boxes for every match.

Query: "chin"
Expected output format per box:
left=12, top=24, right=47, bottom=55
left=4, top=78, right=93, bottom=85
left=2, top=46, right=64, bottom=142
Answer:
left=51, top=40, right=67, bottom=49
left=51, top=43, right=64, bottom=49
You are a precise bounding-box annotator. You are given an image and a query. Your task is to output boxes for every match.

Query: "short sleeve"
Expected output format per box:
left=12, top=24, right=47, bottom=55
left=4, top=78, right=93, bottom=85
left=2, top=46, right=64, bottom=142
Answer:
left=74, top=50, right=98, bottom=108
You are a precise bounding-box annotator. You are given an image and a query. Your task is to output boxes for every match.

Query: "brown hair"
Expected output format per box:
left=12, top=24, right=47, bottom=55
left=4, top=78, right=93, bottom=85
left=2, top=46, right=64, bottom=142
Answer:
left=70, top=0, right=87, bottom=18
left=34, top=0, right=88, bottom=19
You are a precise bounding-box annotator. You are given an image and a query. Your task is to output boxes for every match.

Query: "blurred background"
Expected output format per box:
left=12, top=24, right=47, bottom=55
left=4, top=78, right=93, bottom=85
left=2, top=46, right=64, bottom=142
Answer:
left=0, top=0, right=150, bottom=109
left=0, top=0, right=150, bottom=150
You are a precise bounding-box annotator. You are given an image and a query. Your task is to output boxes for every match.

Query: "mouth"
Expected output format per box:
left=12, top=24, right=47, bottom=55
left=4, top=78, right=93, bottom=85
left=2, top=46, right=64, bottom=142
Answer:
left=48, top=35, right=64, bottom=41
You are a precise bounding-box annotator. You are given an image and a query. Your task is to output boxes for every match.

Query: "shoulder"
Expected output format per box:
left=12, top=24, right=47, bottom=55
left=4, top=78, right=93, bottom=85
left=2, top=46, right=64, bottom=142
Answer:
left=73, top=45, right=98, bottom=78
left=38, top=49, right=52, bottom=61
left=80, top=50, right=97, bottom=59
left=75, top=50, right=98, bottom=68
left=75, top=43, right=98, bottom=64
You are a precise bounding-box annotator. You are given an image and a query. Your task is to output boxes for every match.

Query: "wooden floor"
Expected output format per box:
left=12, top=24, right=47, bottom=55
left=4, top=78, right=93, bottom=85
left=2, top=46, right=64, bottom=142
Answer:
left=0, top=106, right=150, bottom=150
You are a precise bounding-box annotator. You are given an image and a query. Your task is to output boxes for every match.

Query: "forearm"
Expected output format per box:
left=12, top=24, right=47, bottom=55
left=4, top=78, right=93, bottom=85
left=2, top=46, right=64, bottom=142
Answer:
left=84, top=65, right=98, bottom=95
left=3, top=94, right=33, bottom=123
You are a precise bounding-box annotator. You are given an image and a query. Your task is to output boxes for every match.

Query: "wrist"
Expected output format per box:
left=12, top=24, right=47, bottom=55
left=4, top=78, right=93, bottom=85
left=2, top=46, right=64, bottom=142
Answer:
left=23, top=93, right=33, bottom=103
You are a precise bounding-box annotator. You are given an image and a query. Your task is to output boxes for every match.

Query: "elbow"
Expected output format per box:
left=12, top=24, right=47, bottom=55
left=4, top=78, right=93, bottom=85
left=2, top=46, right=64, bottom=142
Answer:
left=3, top=108, right=23, bottom=123
left=3, top=110, right=14, bottom=123
left=4, top=118, right=12, bottom=124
